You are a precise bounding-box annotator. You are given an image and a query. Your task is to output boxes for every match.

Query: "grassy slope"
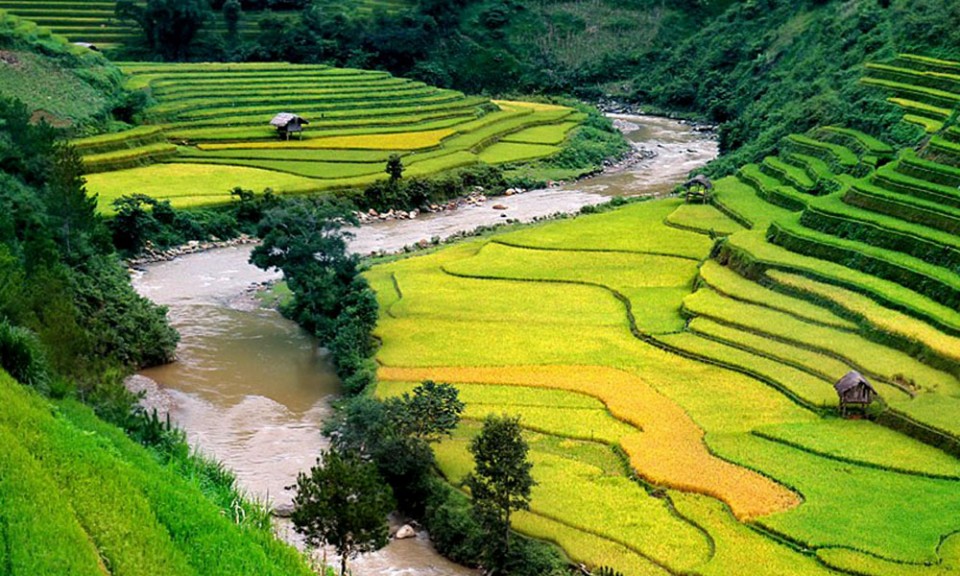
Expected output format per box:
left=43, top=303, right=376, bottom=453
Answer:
left=0, top=370, right=313, bottom=576
left=0, top=10, right=122, bottom=128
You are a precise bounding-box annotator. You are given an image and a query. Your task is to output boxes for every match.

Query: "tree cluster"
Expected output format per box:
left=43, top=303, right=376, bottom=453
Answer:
left=249, top=197, right=378, bottom=394
left=0, top=96, right=178, bottom=421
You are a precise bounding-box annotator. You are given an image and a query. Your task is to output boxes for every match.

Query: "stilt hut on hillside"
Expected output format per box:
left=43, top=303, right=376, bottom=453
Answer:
left=682, top=174, right=713, bottom=203
left=835, top=371, right=878, bottom=416
left=270, top=113, right=308, bottom=140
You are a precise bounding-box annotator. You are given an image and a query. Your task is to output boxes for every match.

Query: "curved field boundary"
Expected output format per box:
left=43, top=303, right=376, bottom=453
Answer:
left=380, top=363, right=800, bottom=521
left=764, top=270, right=960, bottom=373
left=802, top=195, right=960, bottom=272
left=718, top=230, right=960, bottom=338
left=769, top=217, right=960, bottom=309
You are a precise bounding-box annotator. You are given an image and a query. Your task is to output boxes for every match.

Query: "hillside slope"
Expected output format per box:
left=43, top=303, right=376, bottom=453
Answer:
left=0, top=10, right=122, bottom=128
left=0, top=369, right=313, bottom=576
left=366, top=53, right=960, bottom=576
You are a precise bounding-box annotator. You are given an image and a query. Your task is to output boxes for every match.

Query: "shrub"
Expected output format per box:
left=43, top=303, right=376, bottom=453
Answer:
left=0, top=320, right=49, bottom=390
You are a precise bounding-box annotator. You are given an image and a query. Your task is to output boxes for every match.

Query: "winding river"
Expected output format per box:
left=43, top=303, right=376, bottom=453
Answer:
left=129, top=115, right=716, bottom=575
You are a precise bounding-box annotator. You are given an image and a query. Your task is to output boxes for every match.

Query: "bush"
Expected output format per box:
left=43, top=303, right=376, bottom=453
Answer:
left=0, top=320, right=49, bottom=390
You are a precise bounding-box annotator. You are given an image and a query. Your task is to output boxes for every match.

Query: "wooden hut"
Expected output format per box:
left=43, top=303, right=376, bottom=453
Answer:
left=682, top=174, right=713, bottom=203
left=834, top=370, right=878, bottom=416
left=270, top=113, right=309, bottom=140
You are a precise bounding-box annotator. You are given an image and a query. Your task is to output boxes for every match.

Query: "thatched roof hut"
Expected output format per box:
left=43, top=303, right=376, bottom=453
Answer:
left=835, top=371, right=878, bottom=416
left=682, top=174, right=713, bottom=203
left=270, top=113, right=308, bottom=140
left=683, top=174, right=714, bottom=191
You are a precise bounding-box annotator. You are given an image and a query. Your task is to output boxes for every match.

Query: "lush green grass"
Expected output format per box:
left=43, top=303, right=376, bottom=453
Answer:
left=0, top=46, right=112, bottom=126
left=0, top=370, right=313, bottom=576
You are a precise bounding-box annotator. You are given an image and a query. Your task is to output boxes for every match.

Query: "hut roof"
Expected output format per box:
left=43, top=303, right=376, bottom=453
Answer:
left=270, top=113, right=308, bottom=127
left=683, top=174, right=713, bottom=190
left=834, top=370, right=877, bottom=395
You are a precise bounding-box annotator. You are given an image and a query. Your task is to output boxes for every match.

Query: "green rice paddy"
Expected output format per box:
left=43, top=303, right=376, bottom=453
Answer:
left=367, top=54, right=960, bottom=576
left=78, top=63, right=584, bottom=210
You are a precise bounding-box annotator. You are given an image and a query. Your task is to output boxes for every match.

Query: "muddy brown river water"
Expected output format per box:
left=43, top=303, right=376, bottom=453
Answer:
left=130, top=115, right=716, bottom=575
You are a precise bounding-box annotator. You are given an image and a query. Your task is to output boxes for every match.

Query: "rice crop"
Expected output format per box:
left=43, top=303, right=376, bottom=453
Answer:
left=697, top=260, right=856, bottom=330
left=766, top=270, right=960, bottom=367
left=665, top=203, right=745, bottom=235
left=682, top=287, right=960, bottom=396
left=477, top=141, right=561, bottom=164
left=83, top=63, right=582, bottom=209
left=433, top=437, right=714, bottom=572
left=378, top=364, right=802, bottom=520
left=494, top=198, right=713, bottom=258
left=716, top=175, right=797, bottom=225
left=711, top=433, right=960, bottom=564
left=722, top=229, right=960, bottom=335
left=753, top=420, right=960, bottom=478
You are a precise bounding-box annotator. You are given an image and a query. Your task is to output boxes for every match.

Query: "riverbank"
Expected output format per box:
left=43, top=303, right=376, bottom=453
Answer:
left=126, top=113, right=717, bottom=576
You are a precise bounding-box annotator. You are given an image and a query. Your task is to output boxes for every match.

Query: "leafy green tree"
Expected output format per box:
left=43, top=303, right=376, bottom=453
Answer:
left=385, top=153, right=405, bottom=182
left=291, top=449, right=395, bottom=576
left=386, top=380, right=464, bottom=442
left=117, top=0, right=212, bottom=60
left=44, top=143, right=101, bottom=262
left=465, top=414, right=535, bottom=574
left=110, top=194, right=160, bottom=254
left=250, top=198, right=361, bottom=341
left=222, top=0, right=242, bottom=43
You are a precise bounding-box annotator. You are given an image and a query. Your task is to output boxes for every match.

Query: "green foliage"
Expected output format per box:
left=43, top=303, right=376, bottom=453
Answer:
left=291, top=449, right=395, bottom=576
left=386, top=380, right=465, bottom=443
left=117, top=0, right=213, bottom=61
left=465, top=414, right=535, bottom=574
left=0, top=320, right=48, bottom=390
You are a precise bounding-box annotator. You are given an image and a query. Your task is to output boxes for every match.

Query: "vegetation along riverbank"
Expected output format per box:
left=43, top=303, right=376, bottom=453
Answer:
left=2, top=1, right=960, bottom=575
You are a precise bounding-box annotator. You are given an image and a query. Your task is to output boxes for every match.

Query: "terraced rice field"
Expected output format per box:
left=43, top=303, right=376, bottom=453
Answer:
left=368, top=54, right=960, bottom=575
left=79, top=63, right=583, bottom=210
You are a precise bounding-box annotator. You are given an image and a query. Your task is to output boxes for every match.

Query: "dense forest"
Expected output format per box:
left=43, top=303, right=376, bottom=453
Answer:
left=113, top=0, right=960, bottom=173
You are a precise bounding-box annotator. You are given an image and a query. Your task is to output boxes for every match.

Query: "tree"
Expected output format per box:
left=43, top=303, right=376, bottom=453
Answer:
left=249, top=197, right=361, bottom=341
left=291, top=449, right=395, bottom=576
left=385, top=153, right=405, bottom=183
left=116, top=0, right=211, bottom=61
left=44, top=143, right=101, bottom=262
left=465, top=414, right=535, bottom=574
left=386, top=380, right=464, bottom=442
left=222, top=0, right=242, bottom=43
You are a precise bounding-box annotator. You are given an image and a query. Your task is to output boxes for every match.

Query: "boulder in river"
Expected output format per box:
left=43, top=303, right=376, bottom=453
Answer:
left=394, top=524, right=416, bottom=540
